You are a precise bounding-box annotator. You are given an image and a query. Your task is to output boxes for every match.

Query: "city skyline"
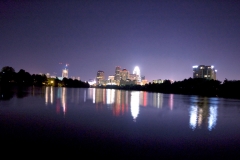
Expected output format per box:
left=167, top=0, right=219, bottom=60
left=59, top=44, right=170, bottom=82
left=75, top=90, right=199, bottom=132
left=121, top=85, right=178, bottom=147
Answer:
left=1, top=1, right=240, bottom=82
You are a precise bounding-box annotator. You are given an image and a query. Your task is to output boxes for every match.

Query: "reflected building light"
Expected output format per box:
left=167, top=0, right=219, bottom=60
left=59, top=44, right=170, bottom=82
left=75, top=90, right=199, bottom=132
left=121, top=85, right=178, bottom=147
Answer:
left=87, top=88, right=93, bottom=100
left=45, top=87, right=49, bottom=105
left=139, top=92, right=143, bottom=106
left=159, top=93, right=163, bottom=108
left=125, top=91, right=129, bottom=112
left=197, top=108, right=203, bottom=127
left=208, top=106, right=218, bottom=131
left=169, top=94, right=174, bottom=110
left=62, top=88, right=67, bottom=116
left=113, top=90, right=121, bottom=116
left=50, top=86, right=53, bottom=104
left=107, top=89, right=115, bottom=105
left=139, top=91, right=147, bottom=107
left=84, top=89, right=86, bottom=102
left=121, top=91, right=125, bottom=115
left=154, top=93, right=163, bottom=108
left=156, top=93, right=160, bottom=108
left=56, top=88, right=62, bottom=114
left=143, top=92, right=147, bottom=107
left=93, top=88, right=95, bottom=104
left=103, top=89, right=106, bottom=104
left=189, top=106, right=198, bottom=130
left=131, top=91, right=140, bottom=122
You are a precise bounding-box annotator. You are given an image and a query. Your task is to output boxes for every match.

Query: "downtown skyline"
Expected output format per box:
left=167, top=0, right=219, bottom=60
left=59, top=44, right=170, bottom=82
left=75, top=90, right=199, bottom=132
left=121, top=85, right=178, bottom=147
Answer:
left=1, top=0, right=240, bottom=82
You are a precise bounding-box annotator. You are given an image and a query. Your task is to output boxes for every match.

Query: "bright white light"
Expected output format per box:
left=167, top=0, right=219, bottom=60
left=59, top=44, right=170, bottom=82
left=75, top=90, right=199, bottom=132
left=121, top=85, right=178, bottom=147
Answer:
left=211, top=65, right=214, bottom=69
left=215, top=70, right=217, bottom=72
left=131, top=91, right=140, bottom=121
left=189, top=106, right=197, bottom=130
left=133, top=66, right=140, bottom=75
left=133, top=66, right=141, bottom=82
left=93, top=88, right=95, bottom=103
left=208, top=106, right=218, bottom=131
left=192, top=65, right=198, bottom=68
left=107, top=89, right=115, bottom=105
left=88, top=80, right=96, bottom=85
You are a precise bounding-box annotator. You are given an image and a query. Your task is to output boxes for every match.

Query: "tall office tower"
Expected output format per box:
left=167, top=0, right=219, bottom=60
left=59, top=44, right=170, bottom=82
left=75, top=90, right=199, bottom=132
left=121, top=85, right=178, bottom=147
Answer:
left=114, top=66, right=121, bottom=81
left=193, top=65, right=217, bottom=80
left=96, top=70, right=105, bottom=85
left=121, top=69, right=129, bottom=80
left=133, top=66, right=141, bottom=82
left=62, top=69, right=68, bottom=78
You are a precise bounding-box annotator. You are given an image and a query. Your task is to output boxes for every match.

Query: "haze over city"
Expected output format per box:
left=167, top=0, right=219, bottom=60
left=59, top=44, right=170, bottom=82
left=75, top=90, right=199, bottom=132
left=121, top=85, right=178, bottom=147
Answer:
left=1, top=0, right=240, bottom=82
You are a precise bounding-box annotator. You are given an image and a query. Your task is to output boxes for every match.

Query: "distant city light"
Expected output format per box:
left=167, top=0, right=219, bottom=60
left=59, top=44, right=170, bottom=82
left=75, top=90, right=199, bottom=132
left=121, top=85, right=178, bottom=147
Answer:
left=215, top=70, right=217, bottom=72
left=192, top=65, right=198, bottom=68
left=211, top=65, right=214, bottom=69
left=133, top=66, right=141, bottom=82
left=133, top=66, right=140, bottom=75
left=88, top=79, right=96, bottom=85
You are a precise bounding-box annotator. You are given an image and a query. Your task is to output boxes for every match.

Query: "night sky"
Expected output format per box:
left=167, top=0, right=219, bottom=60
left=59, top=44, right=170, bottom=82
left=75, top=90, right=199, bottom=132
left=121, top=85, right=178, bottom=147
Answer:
left=1, top=0, right=240, bottom=82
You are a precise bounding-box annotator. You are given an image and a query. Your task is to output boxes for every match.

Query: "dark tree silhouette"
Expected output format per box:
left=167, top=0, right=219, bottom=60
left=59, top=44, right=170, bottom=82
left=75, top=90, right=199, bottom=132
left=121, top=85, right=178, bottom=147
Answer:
left=0, top=66, right=16, bottom=85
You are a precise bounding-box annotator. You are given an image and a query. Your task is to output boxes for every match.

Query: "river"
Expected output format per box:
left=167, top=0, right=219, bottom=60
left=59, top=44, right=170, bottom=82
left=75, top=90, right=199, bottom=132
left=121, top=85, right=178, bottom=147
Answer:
left=0, top=87, right=240, bottom=158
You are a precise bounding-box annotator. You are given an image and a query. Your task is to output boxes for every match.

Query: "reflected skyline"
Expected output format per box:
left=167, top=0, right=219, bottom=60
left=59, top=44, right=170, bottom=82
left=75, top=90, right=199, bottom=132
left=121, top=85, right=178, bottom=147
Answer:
left=189, top=97, right=218, bottom=131
left=43, top=87, right=219, bottom=131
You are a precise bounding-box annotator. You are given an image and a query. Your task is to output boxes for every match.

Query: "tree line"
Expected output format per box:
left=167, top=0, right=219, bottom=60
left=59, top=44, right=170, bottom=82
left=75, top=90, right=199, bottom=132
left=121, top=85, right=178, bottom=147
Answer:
left=0, top=66, right=89, bottom=88
left=104, top=78, right=240, bottom=99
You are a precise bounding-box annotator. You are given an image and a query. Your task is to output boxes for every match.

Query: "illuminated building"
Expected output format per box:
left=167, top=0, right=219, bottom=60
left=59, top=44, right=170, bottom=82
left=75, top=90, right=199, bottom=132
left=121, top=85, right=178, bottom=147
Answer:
left=133, top=66, right=141, bottom=83
left=152, top=79, right=164, bottom=84
left=114, top=66, right=121, bottom=81
left=108, top=75, right=114, bottom=81
left=193, top=65, right=217, bottom=80
left=96, top=70, right=105, bottom=85
left=121, top=69, right=129, bottom=80
left=107, top=75, right=117, bottom=85
left=141, top=79, right=148, bottom=85
left=62, top=69, right=68, bottom=78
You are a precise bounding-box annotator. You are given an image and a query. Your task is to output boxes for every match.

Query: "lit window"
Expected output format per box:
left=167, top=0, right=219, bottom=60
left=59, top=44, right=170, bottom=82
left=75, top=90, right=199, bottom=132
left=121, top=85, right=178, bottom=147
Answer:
left=204, top=75, right=207, bottom=77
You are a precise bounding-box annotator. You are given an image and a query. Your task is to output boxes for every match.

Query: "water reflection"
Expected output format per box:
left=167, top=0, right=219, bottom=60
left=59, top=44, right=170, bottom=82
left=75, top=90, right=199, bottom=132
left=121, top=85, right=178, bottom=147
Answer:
left=45, top=87, right=67, bottom=116
left=169, top=94, right=174, bottom=110
left=43, top=88, right=219, bottom=130
left=189, top=96, right=218, bottom=131
left=92, top=89, right=166, bottom=117
left=131, top=91, right=140, bottom=121
left=94, top=88, right=130, bottom=116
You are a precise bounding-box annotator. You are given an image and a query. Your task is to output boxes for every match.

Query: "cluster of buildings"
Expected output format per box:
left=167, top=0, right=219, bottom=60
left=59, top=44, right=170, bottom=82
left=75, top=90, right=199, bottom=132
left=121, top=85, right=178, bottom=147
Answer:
left=40, top=64, right=218, bottom=86
left=95, top=66, right=148, bottom=86
left=40, top=64, right=80, bottom=81
left=92, top=64, right=217, bottom=86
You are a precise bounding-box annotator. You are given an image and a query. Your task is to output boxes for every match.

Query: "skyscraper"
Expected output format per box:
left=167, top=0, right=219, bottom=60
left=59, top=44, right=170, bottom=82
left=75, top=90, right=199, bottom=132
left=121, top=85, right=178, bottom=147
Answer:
left=62, top=69, right=68, bottom=78
left=193, top=65, right=217, bottom=80
left=114, top=66, right=121, bottom=81
left=133, top=66, right=141, bottom=82
left=121, top=69, right=129, bottom=80
left=96, top=70, right=105, bottom=85
left=62, top=64, right=68, bottom=78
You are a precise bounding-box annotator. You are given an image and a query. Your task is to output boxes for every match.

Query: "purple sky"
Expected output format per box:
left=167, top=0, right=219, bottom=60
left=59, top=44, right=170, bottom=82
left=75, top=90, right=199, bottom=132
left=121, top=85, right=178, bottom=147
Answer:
left=1, top=0, right=240, bottom=82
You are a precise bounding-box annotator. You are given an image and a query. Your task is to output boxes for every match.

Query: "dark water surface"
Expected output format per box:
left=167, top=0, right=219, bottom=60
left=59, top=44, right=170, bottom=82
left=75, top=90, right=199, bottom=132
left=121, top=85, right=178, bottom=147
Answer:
left=0, top=87, right=240, bottom=158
